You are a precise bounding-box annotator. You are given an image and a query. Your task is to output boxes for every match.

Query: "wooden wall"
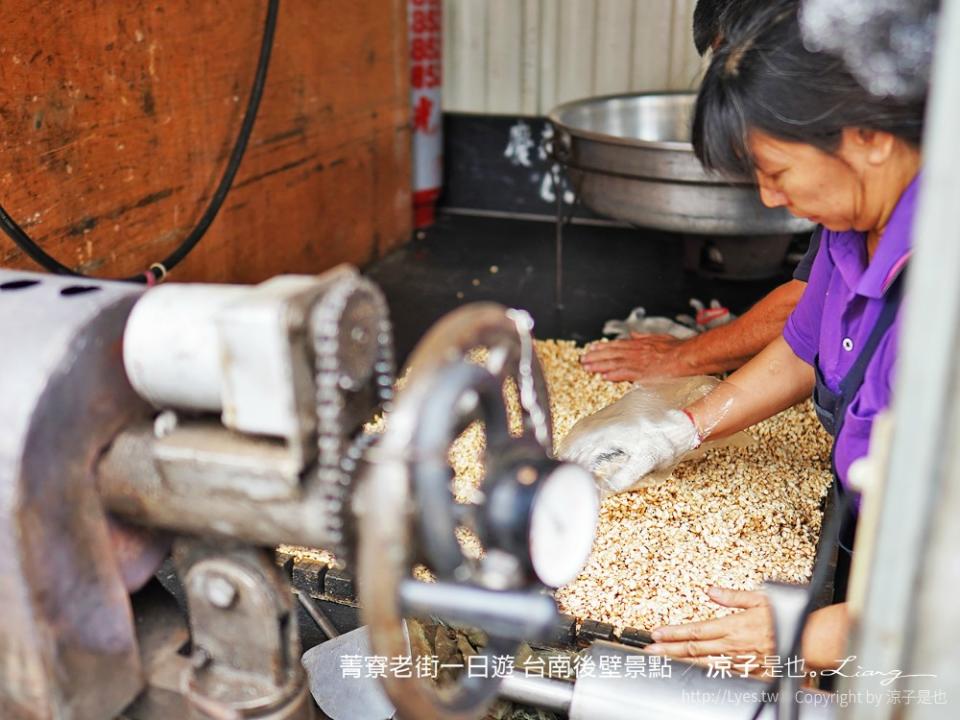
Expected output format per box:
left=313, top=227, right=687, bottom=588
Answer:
left=0, top=0, right=412, bottom=283
left=443, top=0, right=704, bottom=116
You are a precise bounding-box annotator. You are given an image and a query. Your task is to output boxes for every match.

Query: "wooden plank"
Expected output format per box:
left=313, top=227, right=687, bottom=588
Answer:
left=538, top=0, right=561, bottom=114
left=593, top=0, right=635, bottom=96
left=0, top=0, right=412, bottom=283
left=555, top=0, right=597, bottom=105
left=486, top=0, right=523, bottom=114
left=519, top=0, right=542, bottom=116
left=630, top=0, right=674, bottom=91
left=443, top=0, right=487, bottom=113
left=440, top=0, right=707, bottom=114
left=668, top=0, right=702, bottom=90
left=442, top=0, right=457, bottom=111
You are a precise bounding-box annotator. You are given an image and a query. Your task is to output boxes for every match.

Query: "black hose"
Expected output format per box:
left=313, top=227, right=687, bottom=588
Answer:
left=0, top=0, right=280, bottom=284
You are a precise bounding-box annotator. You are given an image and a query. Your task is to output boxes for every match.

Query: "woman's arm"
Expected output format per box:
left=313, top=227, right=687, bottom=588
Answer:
left=687, top=335, right=815, bottom=441
left=646, top=587, right=776, bottom=664
left=581, top=279, right=807, bottom=381
left=802, top=603, right=851, bottom=671
left=560, top=335, right=815, bottom=490
left=646, top=593, right=851, bottom=674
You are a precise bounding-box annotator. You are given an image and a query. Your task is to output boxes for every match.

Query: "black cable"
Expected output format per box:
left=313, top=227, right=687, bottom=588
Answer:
left=0, top=0, right=280, bottom=284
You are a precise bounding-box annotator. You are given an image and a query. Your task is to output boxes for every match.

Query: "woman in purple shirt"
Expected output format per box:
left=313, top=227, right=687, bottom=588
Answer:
left=623, top=1, right=925, bottom=670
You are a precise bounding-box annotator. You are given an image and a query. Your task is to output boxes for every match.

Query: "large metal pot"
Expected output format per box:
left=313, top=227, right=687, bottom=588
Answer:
left=548, top=92, right=814, bottom=236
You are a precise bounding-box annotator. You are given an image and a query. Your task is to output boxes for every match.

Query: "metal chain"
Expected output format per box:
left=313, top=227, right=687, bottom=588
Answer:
left=311, top=274, right=395, bottom=558
left=505, top=308, right=552, bottom=453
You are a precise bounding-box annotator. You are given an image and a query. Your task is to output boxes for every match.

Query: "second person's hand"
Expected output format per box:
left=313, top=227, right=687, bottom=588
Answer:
left=581, top=333, right=688, bottom=382
left=645, top=587, right=776, bottom=671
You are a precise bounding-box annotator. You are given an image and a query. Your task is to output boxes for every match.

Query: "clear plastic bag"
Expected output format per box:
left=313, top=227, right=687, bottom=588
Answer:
left=602, top=306, right=697, bottom=340
left=602, top=299, right=736, bottom=340
left=558, top=376, right=753, bottom=496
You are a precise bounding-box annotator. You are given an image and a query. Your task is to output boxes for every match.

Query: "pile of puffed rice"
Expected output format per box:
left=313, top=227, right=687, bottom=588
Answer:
left=447, top=340, right=833, bottom=633
left=283, top=339, right=833, bottom=635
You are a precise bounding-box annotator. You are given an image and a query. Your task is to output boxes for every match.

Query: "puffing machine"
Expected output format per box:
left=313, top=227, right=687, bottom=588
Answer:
left=0, top=266, right=831, bottom=720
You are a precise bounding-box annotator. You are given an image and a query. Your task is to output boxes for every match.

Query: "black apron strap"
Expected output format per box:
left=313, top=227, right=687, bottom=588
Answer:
left=828, top=269, right=906, bottom=601
left=835, top=272, right=906, bottom=421
left=830, top=272, right=905, bottom=467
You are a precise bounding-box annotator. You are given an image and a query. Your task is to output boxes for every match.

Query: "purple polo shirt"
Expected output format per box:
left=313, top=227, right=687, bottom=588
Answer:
left=783, top=174, right=919, bottom=490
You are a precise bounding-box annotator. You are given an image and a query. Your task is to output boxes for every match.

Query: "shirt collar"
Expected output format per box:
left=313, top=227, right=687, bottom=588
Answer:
left=858, top=173, right=920, bottom=298
left=826, top=173, right=920, bottom=300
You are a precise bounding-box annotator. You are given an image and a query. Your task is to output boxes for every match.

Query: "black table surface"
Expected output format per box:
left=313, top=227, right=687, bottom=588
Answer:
left=367, top=212, right=794, bottom=367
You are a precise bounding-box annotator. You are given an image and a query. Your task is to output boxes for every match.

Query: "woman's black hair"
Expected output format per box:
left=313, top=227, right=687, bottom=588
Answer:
left=692, top=0, right=927, bottom=178
left=693, top=0, right=737, bottom=55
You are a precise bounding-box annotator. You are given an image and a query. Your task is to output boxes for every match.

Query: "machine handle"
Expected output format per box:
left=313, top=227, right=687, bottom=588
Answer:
left=399, top=579, right=558, bottom=643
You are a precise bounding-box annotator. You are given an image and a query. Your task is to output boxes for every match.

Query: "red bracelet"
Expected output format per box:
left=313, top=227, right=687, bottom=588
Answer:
left=682, top=408, right=704, bottom=448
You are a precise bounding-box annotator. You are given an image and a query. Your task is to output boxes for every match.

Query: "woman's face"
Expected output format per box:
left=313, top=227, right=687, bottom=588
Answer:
left=747, top=130, right=869, bottom=232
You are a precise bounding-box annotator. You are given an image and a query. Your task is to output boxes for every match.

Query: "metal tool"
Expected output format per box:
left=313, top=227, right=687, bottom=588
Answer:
left=355, top=302, right=601, bottom=720
left=0, top=265, right=844, bottom=720
left=0, top=266, right=599, bottom=720
left=294, top=590, right=341, bottom=642
left=497, top=641, right=835, bottom=720
left=0, top=272, right=150, bottom=720
left=301, top=626, right=396, bottom=720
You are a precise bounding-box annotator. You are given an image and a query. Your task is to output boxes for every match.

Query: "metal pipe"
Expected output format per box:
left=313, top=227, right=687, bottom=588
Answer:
left=97, top=426, right=337, bottom=550
left=554, top=165, right=565, bottom=312
left=567, top=641, right=834, bottom=720
left=294, top=590, right=340, bottom=640
left=439, top=206, right=631, bottom=228
left=123, top=284, right=248, bottom=413
left=498, top=674, right=574, bottom=714
left=398, top=579, right=558, bottom=643
left=498, top=642, right=837, bottom=720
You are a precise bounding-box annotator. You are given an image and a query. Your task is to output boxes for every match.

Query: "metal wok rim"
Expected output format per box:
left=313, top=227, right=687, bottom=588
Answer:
left=547, top=90, right=697, bottom=152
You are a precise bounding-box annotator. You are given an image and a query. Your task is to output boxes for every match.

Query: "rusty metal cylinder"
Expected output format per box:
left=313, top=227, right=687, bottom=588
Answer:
left=97, top=425, right=340, bottom=551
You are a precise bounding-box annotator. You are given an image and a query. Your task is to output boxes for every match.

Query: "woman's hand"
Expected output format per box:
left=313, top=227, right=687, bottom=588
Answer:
left=581, top=333, right=686, bottom=382
left=559, top=405, right=699, bottom=494
left=645, top=587, right=776, bottom=670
